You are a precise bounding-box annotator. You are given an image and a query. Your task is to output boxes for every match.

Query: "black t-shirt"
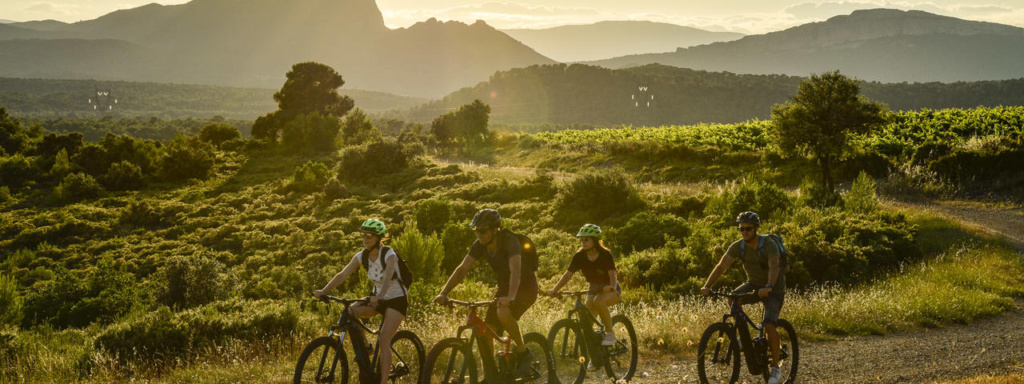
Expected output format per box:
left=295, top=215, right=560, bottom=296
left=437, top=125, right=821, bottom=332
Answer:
left=567, top=248, right=616, bottom=286
left=468, top=230, right=538, bottom=294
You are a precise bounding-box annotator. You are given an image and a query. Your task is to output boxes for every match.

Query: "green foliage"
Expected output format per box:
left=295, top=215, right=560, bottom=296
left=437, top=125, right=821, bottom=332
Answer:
left=770, top=70, right=888, bottom=194
left=118, top=201, right=163, bottom=229
left=273, top=62, right=355, bottom=118
left=21, top=260, right=144, bottom=329
left=337, top=139, right=416, bottom=183
left=54, top=172, right=104, bottom=202
left=93, top=306, right=190, bottom=362
left=159, top=136, right=215, bottom=182
left=281, top=113, right=341, bottom=153
left=390, top=226, right=445, bottom=284
left=0, top=186, right=10, bottom=203
left=102, top=161, right=143, bottom=191
left=845, top=171, right=879, bottom=214
left=322, top=176, right=351, bottom=200
left=552, top=169, right=646, bottom=227
left=198, top=123, right=241, bottom=146
left=415, top=199, right=453, bottom=236
left=0, top=273, right=22, bottom=327
left=289, top=161, right=332, bottom=194
left=431, top=99, right=491, bottom=145
left=607, top=212, right=690, bottom=255
left=49, top=148, right=70, bottom=179
left=341, top=108, right=380, bottom=145
left=440, top=222, right=476, bottom=274
left=0, top=154, right=35, bottom=189
left=154, top=253, right=230, bottom=310
left=0, top=107, right=29, bottom=155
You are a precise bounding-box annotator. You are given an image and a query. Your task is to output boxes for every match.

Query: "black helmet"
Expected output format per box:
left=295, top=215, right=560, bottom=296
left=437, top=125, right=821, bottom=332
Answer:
left=736, top=211, right=760, bottom=226
left=470, top=208, right=501, bottom=229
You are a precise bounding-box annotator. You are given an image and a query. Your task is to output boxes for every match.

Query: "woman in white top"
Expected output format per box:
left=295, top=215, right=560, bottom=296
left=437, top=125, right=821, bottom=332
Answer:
left=314, top=219, right=407, bottom=384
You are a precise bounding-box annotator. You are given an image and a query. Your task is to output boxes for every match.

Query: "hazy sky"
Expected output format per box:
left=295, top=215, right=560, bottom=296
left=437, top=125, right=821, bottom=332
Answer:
left=2, top=0, right=1023, bottom=33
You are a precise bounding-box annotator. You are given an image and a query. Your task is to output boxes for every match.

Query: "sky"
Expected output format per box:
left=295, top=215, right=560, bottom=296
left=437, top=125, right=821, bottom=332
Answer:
left=1, top=0, right=1023, bottom=34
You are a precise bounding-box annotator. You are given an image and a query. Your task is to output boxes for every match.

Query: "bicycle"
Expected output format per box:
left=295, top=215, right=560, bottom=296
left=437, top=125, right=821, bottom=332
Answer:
left=697, top=291, right=799, bottom=384
left=546, top=290, right=637, bottom=384
left=294, top=295, right=425, bottom=384
left=422, top=298, right=555, bottom=384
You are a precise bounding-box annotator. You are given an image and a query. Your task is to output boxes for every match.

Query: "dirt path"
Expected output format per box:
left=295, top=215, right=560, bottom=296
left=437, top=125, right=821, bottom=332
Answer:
left=622, top=200, right=1024, bottom=384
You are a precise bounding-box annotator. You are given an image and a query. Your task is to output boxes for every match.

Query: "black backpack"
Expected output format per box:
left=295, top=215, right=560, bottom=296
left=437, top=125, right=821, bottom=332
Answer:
left=498, top=229, right=539, bottom=273
left=360, top=246, right=414, bottom=291
left=740, top=234, right=790, bottom=273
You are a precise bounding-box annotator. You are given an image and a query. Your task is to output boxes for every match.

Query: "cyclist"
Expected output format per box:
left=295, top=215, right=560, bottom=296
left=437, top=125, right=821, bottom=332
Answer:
left=434, top=208, right=539, bottom=380
left=547, top=224, right=621, bottom=347
left=314, top=219, right=407, bottom=384
left=701, top=211, right=786, bottom=384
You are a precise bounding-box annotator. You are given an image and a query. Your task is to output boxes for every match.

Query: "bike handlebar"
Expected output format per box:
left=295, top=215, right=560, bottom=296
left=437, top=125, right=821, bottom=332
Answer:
left=550, top=287, right=603, bottom=298
left=442, top=298, right=497, bottom=308
left=708, top=291, right=760, bottom=302
left=318, top=295, right=370, bottom=306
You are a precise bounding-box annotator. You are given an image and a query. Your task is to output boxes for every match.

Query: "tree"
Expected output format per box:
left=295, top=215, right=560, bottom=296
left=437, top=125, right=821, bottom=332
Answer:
left=199, top=123, right=241, bottom=146
left=431, top=99, right=491, bottom=145
left=340, top=108, right=380, bottom=145
left=770, top=71, right=887, bottom=194
left=253, top=62, right=355, bottom=144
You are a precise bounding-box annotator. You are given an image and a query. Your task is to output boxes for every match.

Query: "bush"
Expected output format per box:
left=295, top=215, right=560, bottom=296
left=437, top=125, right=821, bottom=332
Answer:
left=323, top=177, right=351, bottom=200
left=440, top=222, right=476, bottom=274
left=119, top=200, right=162, bottom=228
left=845, top=171, right=879, bottom=215
left=553, top=169, right=646, bottom=227
left=607, top=212, right=690, bottom=255
left=160, top=136, right=215, bottom=182
left=21, top=260, right=143, bottom=329
left=94, top=306, right=191, bottom=362
left=290, top=161, right=332, bottom=194
left=55, top=172, right=104, bottom=202
left=199, top=123, right=241, bottom=146
left=154, top=253, right=230, bottom=310
left=102, top=161, right=144, bottom=191
left=415, top=199, right=453, bottom=235
left=0, top=273, right=22, bottom=327
left=0, top=154, right=36, bottom=189
left=390, top=226, right=445, bottom=284
left=282, top=113, right=341, bottom=152
left=338, top=139, right=415, bottom=183
left=341, top=108, right=381, bottom=145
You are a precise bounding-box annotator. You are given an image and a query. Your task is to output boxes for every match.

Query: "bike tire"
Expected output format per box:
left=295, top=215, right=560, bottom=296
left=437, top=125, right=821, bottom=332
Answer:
left=547, top=319, right=587, bottom=384
left=389, top=330, right=426, bottom=383
left=772, top=319, right=799, bottom=384
left=697, top=322, right=740, bottom=384
left=522, top=332, right=555, bottom=383
left=295, top=336, right=349, bottom=384
left=603, top=314, right=638, bottom=382
left=423, top=337, right=476, bottom=384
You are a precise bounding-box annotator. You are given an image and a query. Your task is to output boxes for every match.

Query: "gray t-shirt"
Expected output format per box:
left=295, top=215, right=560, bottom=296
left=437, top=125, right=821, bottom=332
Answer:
left=726, top=237, right=786, bottom=293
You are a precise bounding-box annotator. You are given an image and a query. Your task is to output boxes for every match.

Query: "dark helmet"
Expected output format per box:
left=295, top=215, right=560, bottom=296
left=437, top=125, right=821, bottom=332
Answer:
left=736, top=211, right=760, bottom=226
left=470, top=208, right=501, bottom=229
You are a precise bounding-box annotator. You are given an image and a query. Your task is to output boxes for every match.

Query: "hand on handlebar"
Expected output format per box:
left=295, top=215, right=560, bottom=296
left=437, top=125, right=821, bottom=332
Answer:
left=496, top=296, right=512, bottom=308
left=434, top=294, right=449, bottom=306
left=700, top=286, right=711, bottom=296
left=546, top=289, right=558, bottom=297
left=313, top=289, right=325, bottom=298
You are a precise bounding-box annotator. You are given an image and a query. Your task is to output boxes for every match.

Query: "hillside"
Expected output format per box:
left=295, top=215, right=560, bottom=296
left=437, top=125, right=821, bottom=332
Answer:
left=399, top=63, right=1024, bottom=126
left=587, top=9, right=1024, bottom=83
left=501, top=21, right=743, bottom=62
left=0, top=0, right=554, bottom=97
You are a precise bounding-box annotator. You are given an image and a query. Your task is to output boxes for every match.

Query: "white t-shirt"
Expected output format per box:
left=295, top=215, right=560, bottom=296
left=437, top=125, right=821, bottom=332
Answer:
left=354, top=248, right=406, bottom=300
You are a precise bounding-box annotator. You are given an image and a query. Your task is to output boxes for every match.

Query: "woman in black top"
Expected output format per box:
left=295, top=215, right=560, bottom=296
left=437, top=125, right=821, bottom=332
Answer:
left=547, top=224, right=621, bottom=346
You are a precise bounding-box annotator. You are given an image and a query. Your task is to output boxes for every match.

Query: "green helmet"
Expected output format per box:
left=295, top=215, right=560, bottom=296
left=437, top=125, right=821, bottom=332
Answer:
left=358, top=219, right=387, bottom=236
left=576, top=224, right=602, bottom=238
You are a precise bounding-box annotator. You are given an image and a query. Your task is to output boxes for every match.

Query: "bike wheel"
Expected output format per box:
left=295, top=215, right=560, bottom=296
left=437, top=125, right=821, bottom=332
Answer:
left=604, top=314, right=638, bottom=382
left=697, top=322, right=740, bottom=384
left=389, top=330, right=426, bottom=383
left=547, top=319, right=587, bottom=384
left=295, top=336, right=349, bottom=384
left=771, top=319, right=799, bottom=384
left=522, top=332, right=555, bottom=383
left=423, top=337, right=476, bottom=384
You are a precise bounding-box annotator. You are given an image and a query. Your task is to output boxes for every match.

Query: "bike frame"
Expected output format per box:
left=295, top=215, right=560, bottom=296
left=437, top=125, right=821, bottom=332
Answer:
left=556, top=291, right=609, bottom=364
left=713, top=292, right=769, bottom=376
left=317, top=297, right=401, bottom=383
left=446, top=299, right=521, bottom=378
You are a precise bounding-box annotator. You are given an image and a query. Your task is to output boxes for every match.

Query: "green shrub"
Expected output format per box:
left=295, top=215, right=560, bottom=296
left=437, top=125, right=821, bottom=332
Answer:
left=102, top=161, right=144, bottom=191
left=341, top=108, right=381, bottom=145
left=155, top=253, right=230, bottom=310
left=0, top=154, right=36, bottom=189
left=323, top=176, right=351, bottom=200
left=0, top=186, right=11, bottom=203
left=282, top=112, right=341, bottom=152
left=338, top=139, right=414, bottom=183
left=49, top=148, right=71, bottom=179
left=21, top=260, right=143, bottom=328
left=290, top=161, right=332, bottom=194
left=159, top=136, right=215, bottom=181
left=94, top=306, right=191, bottom=362
left=415, top=199, right=453, bottom=235
left=845, top=171, right=879, bottom=215
left=199, top=123, right=241, bottom=146
left=607, top=212, right=690, bottom=255
left=119, top=200, right=162, bottom=228
left=55, top=172, right=104, bottom=202
left=553, top=169, right=646, bottom=227
left=391, top=226, right=445, bottom=284
left=0, top=273, right=22, bottom=327
left=440, top=222, right=476, bottom=274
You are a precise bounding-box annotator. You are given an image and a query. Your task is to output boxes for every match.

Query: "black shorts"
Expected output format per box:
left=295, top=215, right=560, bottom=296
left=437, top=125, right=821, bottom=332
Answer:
left=485, top=281, right=538, bottom=336
left=361, top=295, right=408, bottom=318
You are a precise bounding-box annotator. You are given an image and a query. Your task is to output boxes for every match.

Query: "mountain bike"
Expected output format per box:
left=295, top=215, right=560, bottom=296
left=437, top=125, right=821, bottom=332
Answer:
left=697, top=291, right=799, bottom=384
left=547, top=290, right=637, bottom=384
left=294, top=295, right=425, bottom=384
left=422, top=298, right=555, bottom=384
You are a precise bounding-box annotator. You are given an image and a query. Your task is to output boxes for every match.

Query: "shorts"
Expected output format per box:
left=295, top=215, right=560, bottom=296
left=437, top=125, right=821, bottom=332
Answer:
left=360, top=295, right=408, bottom=318
left=485, top=281, right=539, bottom=336
left=732, top=282, right=785, bottom=326
left=587, top=283, right=622, bottom=300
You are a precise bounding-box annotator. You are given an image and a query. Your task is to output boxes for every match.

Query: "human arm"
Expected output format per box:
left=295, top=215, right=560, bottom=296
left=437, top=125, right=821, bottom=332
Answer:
left=435, top=254, right=476, bottom=304
left=701, top=254, right=734, bottom=296
left=548, top=270, right=574, bottom=297
left=314, top=255, right=361, bottom=297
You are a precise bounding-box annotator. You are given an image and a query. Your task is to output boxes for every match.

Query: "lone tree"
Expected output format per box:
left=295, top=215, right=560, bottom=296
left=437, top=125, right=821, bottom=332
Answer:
left=430, top=99, right=491, bottom=145
left=252, top=62, right=355, bottom=145
left=770, top=71, right=887, bottom=194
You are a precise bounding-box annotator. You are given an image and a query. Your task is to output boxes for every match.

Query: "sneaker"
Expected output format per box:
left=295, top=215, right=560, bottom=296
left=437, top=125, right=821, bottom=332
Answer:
left=601, top=332, right=618, bottom=347
left=515, top=349, right=536, bottom=378
left=586, top=360, right=600, bottom=371
left=767, top=367, right=782, bottom=384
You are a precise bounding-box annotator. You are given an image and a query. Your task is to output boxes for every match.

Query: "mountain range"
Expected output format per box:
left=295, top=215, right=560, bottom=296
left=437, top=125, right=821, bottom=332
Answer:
left=587, top=9, right=1024, bottom=83
left=501, top=21, right=743, bottom=62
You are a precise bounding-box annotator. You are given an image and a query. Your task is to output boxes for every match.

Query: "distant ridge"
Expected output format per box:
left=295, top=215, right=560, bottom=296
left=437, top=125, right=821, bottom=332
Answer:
left=502, top=21, right=743, bottom=62
left=586, top=9, right=1024, bottom=83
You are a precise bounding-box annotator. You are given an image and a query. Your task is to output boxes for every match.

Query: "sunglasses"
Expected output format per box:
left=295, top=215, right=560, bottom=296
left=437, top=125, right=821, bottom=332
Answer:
left=738, top=226, right=756, bottom=232
left=474, top=228, right=493, bottom=235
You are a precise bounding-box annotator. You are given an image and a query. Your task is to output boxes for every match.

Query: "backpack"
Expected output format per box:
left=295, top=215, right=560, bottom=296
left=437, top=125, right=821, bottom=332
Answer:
left=498, top=229, right=539, bottom=273
left=360, top=247, right=414, bottom=291
left=740, top=234, right=790, bottom=273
